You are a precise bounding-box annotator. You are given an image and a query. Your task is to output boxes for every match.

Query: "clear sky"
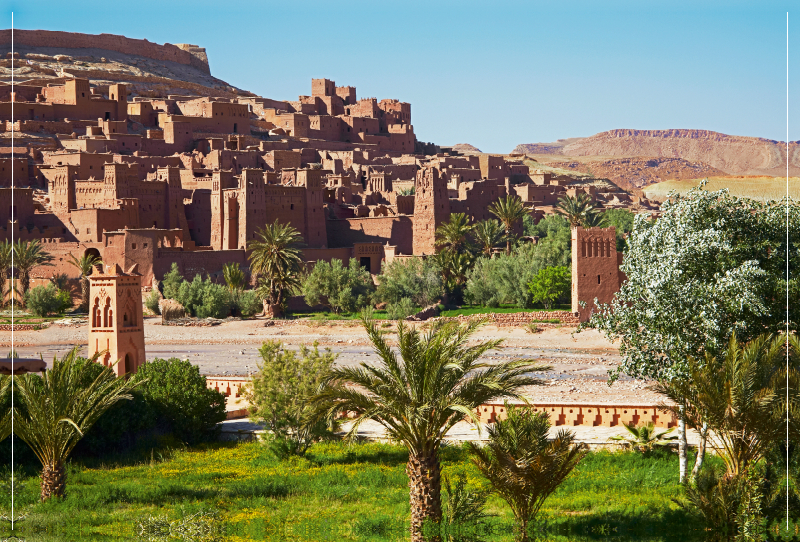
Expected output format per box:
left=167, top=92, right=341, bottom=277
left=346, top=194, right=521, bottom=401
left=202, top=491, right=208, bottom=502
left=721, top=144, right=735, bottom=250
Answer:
left=1, top=0, right=797, bottom=153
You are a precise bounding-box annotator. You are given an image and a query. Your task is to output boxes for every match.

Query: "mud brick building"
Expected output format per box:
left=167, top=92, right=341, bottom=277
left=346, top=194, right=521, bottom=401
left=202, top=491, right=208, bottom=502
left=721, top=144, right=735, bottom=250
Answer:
left=0, top=71, right=632, bottom=311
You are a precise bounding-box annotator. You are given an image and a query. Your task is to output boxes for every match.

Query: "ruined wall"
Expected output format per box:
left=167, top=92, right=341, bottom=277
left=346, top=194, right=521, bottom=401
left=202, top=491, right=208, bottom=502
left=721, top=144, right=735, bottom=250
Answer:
left=326, top=216, right=413, bottom=255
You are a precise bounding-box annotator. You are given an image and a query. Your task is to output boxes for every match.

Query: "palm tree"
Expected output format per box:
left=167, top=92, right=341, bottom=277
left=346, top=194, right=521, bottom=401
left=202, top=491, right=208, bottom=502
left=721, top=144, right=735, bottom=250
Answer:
left=223, top=262, right=246, bottom=292
left=608, top=422, right=677, bottom=453
left=472, top=219, right=505, bottom=257
left=0, top=374, right=10, bottom=443
left=555, top=193, right=595, bottom=228
left=12, top=348, right=142, bottom=501
left=469, top=404, right=586, bottom=541
left=13, top=240, right=54, bottom=302
left=313, top=317, right=549, bottom=542
left=248, top=220, right=304, bottom=316
left=435, top=213, right=474, bottom=255
left=489, top=195, right=530, bottom=254
left=0, top=240, right=11, bottom=307
left=653, top=333, right=788, bottom=476
left=67, top=253, right=102, bottom=312
left=581, top=208, right=607, bottom=228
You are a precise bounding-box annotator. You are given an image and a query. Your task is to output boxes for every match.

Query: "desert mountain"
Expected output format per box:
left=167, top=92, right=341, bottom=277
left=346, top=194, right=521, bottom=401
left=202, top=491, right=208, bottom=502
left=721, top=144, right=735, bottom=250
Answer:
left=0, top=29, right=252, bottom=99
left=451, top=143, right=482, bottom=153
left=514, top=129, right=800, bottom=177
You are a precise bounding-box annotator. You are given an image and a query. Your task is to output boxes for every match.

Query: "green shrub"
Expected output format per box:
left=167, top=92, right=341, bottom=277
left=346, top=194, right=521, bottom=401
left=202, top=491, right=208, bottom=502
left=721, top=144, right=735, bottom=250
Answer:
left=145, top=289, right=161, bottom=315
left=161, top=262, right=184, bottom=300
left=375, top=257, right=443, bottom=308
left=302, top=258, right=375, bottom=314
left=246, top=341, right=338, bottom=457
left=465, top=242, right=569, bottom=308
left=134, top=358, right=227, bottom=445
left=23, top=284, right=71, bottom=316
left=235, top=290, right=263, bottom=318
left=386, top=297, right=416, bottom=320
left=177, top=275, right=231, bottom=319
left=528, top=266, right=571, bottom=309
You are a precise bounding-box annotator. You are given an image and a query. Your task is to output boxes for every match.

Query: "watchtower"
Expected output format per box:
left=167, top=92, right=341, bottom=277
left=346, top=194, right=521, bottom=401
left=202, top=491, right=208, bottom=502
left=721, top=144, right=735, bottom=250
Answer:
left=571, top=226, right=623, bottom=322
left=88, top=263, right=146, bottom=376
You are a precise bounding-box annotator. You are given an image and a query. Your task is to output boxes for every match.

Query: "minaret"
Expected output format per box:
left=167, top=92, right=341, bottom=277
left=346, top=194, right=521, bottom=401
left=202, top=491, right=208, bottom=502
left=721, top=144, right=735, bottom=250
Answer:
left=87, top=263, right=146, bottom=376
left=413, top=167, right=450, bottom=255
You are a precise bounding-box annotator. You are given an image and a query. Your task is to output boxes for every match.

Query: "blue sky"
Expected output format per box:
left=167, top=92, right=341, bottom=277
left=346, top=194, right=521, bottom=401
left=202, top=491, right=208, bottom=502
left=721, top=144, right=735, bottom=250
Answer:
left=1, top=0, right=797, bottom=152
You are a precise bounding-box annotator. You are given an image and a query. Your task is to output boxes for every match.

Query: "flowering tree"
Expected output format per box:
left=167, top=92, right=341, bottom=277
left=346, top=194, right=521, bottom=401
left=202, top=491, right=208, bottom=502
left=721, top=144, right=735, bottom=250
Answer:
left=585, top=185, right=798, bottom=480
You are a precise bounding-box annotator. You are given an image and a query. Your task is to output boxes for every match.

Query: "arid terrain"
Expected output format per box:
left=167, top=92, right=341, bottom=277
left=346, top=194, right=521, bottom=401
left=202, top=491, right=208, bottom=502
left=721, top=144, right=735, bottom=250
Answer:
left=645, top=176, right=800, bottom=202
left=513, top=129, right=800, bottom=192
left=3, top=318, right=666, bottom=406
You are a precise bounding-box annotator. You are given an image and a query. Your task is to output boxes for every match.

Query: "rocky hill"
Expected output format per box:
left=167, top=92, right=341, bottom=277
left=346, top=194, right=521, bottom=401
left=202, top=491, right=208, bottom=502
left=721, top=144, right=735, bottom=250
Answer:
left=451, top=143, right=482, bottom=153
left=544, top=157, right=728, bottom=192
left=514, top=129, right=800, bottom=177
left=0, top=29, right=251, bottom=99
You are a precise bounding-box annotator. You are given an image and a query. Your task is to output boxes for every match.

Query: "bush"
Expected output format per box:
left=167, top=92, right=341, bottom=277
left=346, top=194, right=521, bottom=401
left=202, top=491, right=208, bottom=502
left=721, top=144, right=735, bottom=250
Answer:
left=386, top=297, right=416, bottom=320
left=246, top=341, right=338, bottom=457
left=177, top=275, right=232, bottom=319
left=134, top=358, right=227, bottom=445
left=236, top=290, right=263, bottom=318
left=465, top=242, right=569, bottom=308
left=161, top=262, right=184, bottom=300
left=528, top=266, right=571, bottom=309
left=375, top=257, right=443, bottom=308
left=145, top=289, right=161, bottom=315
left=23, top=284, right=71, bottom=316
left=302, top=258, right=375, bottom=314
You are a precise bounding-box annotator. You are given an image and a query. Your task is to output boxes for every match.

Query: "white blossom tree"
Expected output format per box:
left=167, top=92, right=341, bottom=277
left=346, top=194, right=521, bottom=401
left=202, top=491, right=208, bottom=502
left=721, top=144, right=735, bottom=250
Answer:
left=585, top=185, right=798, bottom=482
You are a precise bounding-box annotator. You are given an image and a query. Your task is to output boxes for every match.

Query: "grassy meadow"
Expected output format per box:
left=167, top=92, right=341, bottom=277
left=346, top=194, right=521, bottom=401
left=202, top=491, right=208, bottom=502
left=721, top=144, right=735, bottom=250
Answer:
left=644, top=176, right=800, bottom=202
left=0, top=440, right=724, bottom=541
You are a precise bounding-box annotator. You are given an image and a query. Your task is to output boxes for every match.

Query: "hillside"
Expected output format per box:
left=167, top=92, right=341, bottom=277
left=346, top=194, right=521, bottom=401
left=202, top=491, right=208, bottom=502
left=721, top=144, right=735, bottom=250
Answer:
left=644, top=176, right=800, bottom=203
left=514, top=129, right=800, bottom=178
left=0, top=29, right=251, bottom=99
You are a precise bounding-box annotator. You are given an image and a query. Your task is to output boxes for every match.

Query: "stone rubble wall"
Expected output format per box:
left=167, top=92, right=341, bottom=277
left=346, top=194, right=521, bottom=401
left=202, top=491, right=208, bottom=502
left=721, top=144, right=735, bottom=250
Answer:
left=432, top=310, right=581, bottom=326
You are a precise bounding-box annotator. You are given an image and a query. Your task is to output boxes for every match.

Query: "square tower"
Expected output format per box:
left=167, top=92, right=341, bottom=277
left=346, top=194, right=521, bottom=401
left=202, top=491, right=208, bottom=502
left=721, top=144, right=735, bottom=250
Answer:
left=571, top=226, right=623, bottom=322
left=413, top=167, right=450, bottom=255
left=88, top=264, right=146, bottom=376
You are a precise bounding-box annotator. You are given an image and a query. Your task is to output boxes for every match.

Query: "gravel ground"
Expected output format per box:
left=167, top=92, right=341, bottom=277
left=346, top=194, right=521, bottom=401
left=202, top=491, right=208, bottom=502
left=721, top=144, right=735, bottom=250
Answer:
left=2, top=317, right=664, bottom=405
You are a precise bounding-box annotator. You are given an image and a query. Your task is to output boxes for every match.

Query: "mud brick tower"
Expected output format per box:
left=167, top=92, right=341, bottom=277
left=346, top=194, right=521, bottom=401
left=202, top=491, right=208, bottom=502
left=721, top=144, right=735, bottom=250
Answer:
left=88, top=263, right=146, bottom=376
left=413, top=167, right=450, bottom=255
left=571, top=226, right=624, bottom=322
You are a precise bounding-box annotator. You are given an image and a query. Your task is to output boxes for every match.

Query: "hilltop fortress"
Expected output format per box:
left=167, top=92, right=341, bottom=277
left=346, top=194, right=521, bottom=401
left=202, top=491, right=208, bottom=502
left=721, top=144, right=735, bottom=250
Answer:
left=0, top=38, right=647, bottom=316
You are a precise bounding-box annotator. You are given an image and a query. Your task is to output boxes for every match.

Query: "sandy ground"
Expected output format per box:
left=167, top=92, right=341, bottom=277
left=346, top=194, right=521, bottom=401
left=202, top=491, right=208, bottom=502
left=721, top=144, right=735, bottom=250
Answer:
left=3, top=317, right=665, bottom=405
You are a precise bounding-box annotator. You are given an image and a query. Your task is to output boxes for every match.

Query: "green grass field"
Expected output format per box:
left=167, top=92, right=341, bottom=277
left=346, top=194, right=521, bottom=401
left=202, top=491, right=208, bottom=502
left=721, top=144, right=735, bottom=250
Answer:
left=644, top=176, right=800, bottom=202
left=0, top=440, right=723, bottom=541
left=439, top=304, right=571, bottom=318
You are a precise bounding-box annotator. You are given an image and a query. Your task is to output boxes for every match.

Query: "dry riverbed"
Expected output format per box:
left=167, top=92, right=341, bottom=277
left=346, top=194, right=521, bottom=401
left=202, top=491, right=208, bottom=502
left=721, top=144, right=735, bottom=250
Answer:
left=2, top=316, right=663, bottom=405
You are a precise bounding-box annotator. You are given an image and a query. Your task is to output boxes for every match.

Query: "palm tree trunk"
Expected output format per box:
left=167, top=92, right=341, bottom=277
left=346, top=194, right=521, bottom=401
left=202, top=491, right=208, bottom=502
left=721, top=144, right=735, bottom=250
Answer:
left=517, top=517, right=530, bottom=542
left=691, top=421, right=708, bottom=479
left=678, top=406, right=687, bottom=484
left=407, top=450, right=442, bottom=542
left=41, top=461, right=66, bottom=501
left=80, top=276, right=89, bottom=312
left=505, top=228, right=511, bottom=255
left=20, top=271, right=30, bottom=302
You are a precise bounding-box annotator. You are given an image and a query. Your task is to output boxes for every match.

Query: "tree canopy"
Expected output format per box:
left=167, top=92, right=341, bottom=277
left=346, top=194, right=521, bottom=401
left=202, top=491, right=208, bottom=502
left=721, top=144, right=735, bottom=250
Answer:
left=587, top=186, right=799, bottom=382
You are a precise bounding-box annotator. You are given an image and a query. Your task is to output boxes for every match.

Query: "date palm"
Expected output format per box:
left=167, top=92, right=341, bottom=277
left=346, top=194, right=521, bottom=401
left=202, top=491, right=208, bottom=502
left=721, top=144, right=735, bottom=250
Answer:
left=653, top=333, right=789, bottom=476
left=489, top=195, right=530, bottom=254
left=0, top=374, right=10, bottom=443
left=472, top=219, right=505, bottom=257
left=581, top=208, right=607, bottom=228
left=12, top=347, right=142, bottom=501
left=248, top=220, right=304, bottom=316
left=435, top=213, right=474, bottom=255
left=67, top=253, right=102, bottom=312
left=313, top=316, right=549, bottom=542
left=469, top=404, right=586, bottom=542
left=13, top=239, right=54, bottom=301
left=555, top=193, right=595, bottom=228
left=608, top=422, right=677, bottom=453
left=0, top=240, right=11, bottom=307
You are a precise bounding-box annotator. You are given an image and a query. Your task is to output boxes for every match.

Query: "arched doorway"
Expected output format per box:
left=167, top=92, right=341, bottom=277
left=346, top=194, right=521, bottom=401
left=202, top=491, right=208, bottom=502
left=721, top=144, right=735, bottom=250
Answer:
left=123, top=354, right=131, bottom=375
left=85, top=248, right=102, bottom=270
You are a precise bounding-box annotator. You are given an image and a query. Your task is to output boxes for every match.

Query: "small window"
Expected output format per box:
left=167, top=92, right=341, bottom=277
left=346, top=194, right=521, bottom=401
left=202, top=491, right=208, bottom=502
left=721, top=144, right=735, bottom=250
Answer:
left=597, top=275, right=601, bottom=284
left=143, top=243, right=148, bottom=248
left=290, top=204, right=294, bottom=210
left=132, top=243, right=137, bottom=249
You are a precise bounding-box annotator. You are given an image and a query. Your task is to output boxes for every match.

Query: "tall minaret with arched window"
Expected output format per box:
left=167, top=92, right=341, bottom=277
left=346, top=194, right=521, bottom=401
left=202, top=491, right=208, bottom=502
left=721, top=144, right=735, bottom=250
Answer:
left=87, top=263, right=146, bottom=376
